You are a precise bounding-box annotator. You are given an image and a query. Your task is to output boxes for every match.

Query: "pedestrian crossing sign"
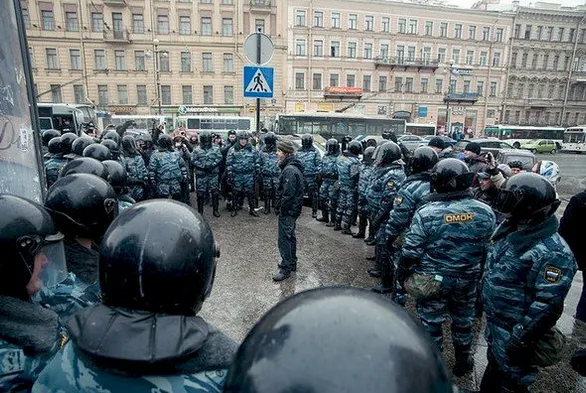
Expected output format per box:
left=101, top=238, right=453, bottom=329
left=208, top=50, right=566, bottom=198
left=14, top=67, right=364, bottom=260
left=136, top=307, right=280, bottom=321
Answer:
left=243, top=66, right=274, bottom=98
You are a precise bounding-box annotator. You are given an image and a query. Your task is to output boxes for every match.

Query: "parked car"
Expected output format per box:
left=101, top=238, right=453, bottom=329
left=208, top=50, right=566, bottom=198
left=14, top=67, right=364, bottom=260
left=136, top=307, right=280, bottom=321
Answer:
left=451, top=138, right=516, bottom=157
left=520, top=139, right=557, bottom=154
left=398, top=135, right=426, bottom=152
left=422, top=135, right=457, bottom=148
left=496, top=149, right=536, bottom=171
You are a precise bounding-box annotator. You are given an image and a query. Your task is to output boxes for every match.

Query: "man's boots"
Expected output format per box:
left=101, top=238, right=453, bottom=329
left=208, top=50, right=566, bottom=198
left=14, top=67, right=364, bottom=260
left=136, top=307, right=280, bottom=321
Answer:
left=333, top=216, right=342, bottom=231
left=353, top=213, right=367, bottom=238
left=341, top=223, right=353, bottom=235
left=367, top=244, right=382, bottom=277
left=248, top=194, right=259, bottom=217
left=316, top=208, right=329, bottom=222
left=453, top=350, right=474, bottom=377
left=372, top=248, right=394, bottom=294
left=264, top=196, right=271, bottom=214
left=196, top=193, right=205, bottom=215
left=212, top=193, right=221, bottom=217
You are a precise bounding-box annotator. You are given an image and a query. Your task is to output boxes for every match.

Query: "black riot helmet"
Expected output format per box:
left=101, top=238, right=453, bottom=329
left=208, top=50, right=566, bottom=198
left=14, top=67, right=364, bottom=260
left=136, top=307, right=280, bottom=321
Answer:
left=264, top=132, right=276, bottom=148
left=157, top=133, right=173, bottom=150
left=47, top=137, right=63, bottom=156
left=236, top=130, right=249, bottom=141
left=199, top=131, right=213, bottom=148
left=348, top=140, right=363, bottom=155
left=223, top=287, right=453, bottom=393
left=0, top=194, right=67, bottom=300
left=410, top=146, right=439, bottom=174
left=60, top=157, right=108, bottom=180
left=363, top=146, right=375, bottom=165
left=135, top=132, right=153, bottom=149
left=101, top=139, right=120, bottom=158
left=301, top=134, right=313, bottom=148
left=102, top=160, right=127, bottom=195
left=99, top=200, right=219, bottom=315
left=495, top=172, right=560, bottom=222
left=60, top=132, right=78, bottom=155
left=430, top=158, right=474, bottom=193
left=371, top=140, right=389, bottom=163
left=325, top=138, right=339, bottom=155
left=42, top=129, right=61, bottom=147
left=382, top=129, right=398, bottom=143
left=121, top=135, right=137, bottom=155
left=69, top=136, right=94, bottom=158
left=83, top=143, right=112, bottom=162
left=103, top=130, right=121, bottom=146
left=374, top=141, right=402, bottom=167
left=45, top=173, right=118, bottom=240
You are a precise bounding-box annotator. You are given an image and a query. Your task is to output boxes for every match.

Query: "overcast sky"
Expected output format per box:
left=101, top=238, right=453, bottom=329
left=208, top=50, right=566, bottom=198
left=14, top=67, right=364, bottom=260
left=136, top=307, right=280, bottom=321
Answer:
left=443, top=0, right=585, bottom=8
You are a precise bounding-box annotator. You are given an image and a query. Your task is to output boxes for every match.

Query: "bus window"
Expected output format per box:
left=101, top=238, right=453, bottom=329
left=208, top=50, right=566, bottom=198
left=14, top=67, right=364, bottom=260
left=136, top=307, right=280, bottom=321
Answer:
left=39, top=118, right=53, bottom=131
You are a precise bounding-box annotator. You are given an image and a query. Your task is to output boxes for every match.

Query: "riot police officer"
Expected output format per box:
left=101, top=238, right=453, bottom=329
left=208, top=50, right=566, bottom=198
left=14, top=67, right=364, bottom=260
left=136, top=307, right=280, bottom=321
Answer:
left=226, top=131, right=260, bottom=217
left=354, top=146, right=375, bottom=239
left=60, top=132, right=78, bottom=159
left=83, top=143, right=112, bottom=162
left=64, top=136, right=94, bottom=160
left=192, top=131, right=223, bottom=217
left=296, top=134, right=322, bottom=218
left=335, top=140, right=362, bottom=234
left=44, top=137, right=68, bottom=188
left=220, top=129, right=238, bottom=210
left=59, top=157, right=108, bottom=180
left=120, top=135, right=148, bottom=202
left=41, top=129, right=60, bottom=155
left=103, top=160, right=136, bottom=213
left=259, top=132, right=280, bottom=214
left=148, top=134, right=188, bottom=201
left=317, top=138, right=340, bottom=225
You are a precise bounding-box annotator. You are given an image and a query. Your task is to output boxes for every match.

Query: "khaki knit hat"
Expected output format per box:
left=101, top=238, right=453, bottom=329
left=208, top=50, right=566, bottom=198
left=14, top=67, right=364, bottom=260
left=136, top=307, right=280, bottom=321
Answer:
left=277, top=139, right=296, bottom=154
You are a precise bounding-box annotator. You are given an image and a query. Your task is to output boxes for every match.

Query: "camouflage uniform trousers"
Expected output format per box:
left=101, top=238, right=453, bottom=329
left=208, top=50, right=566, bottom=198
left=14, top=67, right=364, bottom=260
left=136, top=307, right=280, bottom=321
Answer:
left=196, top=175, right=220, bottom=194
left=262, top=176, right=279, bottom=200
left=416, top=276, right=479, bottom=353
left=319, top=179, right=339, bottom=211
left=336, top=186, right=358, bottom=228
left=304, top=175, right=319, bottom=213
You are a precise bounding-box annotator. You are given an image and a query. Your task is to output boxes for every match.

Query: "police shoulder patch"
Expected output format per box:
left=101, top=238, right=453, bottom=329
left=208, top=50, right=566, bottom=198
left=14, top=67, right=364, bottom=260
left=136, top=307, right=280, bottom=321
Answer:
left=394, top=196, right=403, bottom=206
left=544, top=266, right=562, bottom=283
left=443, top=212, right=474, bottom=223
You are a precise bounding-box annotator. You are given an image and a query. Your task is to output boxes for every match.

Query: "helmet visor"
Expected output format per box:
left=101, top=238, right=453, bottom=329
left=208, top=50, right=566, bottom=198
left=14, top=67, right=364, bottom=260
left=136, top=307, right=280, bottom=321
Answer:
left=495, top=188, right=521, bottom=216
left=36, top=234, right=68, bottom=289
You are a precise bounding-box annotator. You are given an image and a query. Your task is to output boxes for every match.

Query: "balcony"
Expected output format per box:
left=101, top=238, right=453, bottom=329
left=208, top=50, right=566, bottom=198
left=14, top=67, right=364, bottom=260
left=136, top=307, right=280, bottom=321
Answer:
left=103, top=0, right=126, bottom=6
left=444, top=92, right=479, bottom=104
left=525, top=98, right=554, bottom=108
left=323, top=86, right=363, bottom=99
left=103, top=28, right=131, bottom=43
left=249, top=0, right=272, bottom=13
left=572, top=70, right=586, bottom=83
left=375, top=56, right=440, bottom=72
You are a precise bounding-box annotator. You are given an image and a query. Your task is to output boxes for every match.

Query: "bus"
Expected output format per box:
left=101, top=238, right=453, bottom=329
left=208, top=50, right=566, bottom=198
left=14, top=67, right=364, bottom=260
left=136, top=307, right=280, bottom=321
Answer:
left=176, top=115, right=255, bottom=138
left=406, top=123, right=437, bottom=137
left=562, top=126, right=586, bottom=153
left=483, top=125, right=564, bottom=149
left=274, top=113, right=404, bottom=139
left=37, top=103, right=86, bottom=135
left=110, top=115, right=167, bottom=136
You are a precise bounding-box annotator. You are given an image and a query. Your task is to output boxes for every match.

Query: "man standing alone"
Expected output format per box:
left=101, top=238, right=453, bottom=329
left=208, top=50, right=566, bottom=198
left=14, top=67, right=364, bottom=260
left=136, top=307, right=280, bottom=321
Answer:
left=273, top=139, right=304, bottom=282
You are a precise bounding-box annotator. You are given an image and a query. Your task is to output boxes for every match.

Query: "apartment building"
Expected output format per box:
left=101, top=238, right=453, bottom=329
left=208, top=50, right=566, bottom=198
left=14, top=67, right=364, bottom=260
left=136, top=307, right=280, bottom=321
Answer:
left=23, top=0, right=287, bottom=119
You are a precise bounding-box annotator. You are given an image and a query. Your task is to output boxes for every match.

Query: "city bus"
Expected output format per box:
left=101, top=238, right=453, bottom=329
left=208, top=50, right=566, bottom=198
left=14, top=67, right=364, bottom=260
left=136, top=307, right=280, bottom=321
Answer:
left=483, top=125, right=564, bottom=149
left=562, top=126, right=586, bottom=153
left=406, top=123, right=437, bottom=137
left=176, top=115, right=255, bottom=138
left=37, top=103, right=86, bottom=135
left=110, top=115, right=167, bottom=136
left=274, top=113, right=404, bottom=139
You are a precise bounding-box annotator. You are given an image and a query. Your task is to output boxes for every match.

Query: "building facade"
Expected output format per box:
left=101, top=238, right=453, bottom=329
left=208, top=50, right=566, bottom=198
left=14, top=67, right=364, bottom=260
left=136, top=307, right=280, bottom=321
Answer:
left=23, top=0, right=287, bottom=121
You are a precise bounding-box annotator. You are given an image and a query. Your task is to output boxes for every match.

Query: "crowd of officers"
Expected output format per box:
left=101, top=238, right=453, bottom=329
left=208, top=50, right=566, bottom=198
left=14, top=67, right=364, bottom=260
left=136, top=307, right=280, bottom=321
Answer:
left=0, top=121, right=579, bottom=393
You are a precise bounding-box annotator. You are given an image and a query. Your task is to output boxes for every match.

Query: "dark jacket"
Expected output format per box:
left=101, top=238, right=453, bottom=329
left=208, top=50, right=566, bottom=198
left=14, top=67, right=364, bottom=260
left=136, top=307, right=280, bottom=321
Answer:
left=559, top=191, right=586, bottom=271
left=275, top=155, right=305, bottom=218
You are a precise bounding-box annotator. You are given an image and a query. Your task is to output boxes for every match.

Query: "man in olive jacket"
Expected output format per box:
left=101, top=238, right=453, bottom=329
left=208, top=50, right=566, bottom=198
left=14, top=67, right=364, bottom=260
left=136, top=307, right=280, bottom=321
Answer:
left=273, top=139, right=305, bottom=282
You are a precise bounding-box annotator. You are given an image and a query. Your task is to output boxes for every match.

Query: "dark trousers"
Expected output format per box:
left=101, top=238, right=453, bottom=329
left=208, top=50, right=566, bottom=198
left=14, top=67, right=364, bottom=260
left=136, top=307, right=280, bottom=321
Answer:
left=480, top=347, right=529, bottom=393
left=278, top=215, right=298, bottom=272
left=576, top=271, right=586, bottom=322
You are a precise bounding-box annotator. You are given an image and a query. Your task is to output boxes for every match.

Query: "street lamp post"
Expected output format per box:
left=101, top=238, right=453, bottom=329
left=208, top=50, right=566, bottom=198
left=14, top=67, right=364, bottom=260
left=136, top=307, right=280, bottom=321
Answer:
left=445, top=59, right=455, bottom=135
left=153, top=38, right=162, bottom=115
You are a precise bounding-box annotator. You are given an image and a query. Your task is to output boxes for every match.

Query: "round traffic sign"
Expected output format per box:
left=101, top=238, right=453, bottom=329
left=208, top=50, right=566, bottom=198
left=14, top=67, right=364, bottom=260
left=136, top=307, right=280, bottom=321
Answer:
left=243, top=33, right=274, bottom=65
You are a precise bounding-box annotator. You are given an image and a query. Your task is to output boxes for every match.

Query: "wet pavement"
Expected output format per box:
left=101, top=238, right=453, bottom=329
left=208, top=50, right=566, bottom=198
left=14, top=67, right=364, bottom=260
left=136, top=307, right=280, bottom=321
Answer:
left=196, top=198, right=586, bottom=393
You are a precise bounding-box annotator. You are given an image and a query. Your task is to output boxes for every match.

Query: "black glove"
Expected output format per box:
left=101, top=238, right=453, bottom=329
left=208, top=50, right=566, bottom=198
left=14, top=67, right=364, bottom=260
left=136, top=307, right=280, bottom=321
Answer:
left=506, top=325, right=530, bottom=365
left=386, top=235, right=397, bottom=251
left=397, top=256, right=419, bottom=286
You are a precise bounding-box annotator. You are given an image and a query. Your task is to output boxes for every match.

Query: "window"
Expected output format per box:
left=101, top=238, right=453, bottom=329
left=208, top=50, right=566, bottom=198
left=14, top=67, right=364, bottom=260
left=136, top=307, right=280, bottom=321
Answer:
left=222, top=18, right=233, bottom=36
left=477, top=81, right=484, bottom=96
left=423, top=47, right=431, bottom=64
left=295, top=10, right=306, bottom=26
left=41, top=10, right=55, bottom=31
left=536, top=26, right=543, bottom=40
left=510, top=52, right=517, bottom=68
left=331, top=13, right=340, bottom=28
left=382, top=17, right=389, bottom=33
left=558, top=27, right=564, bottom=41
left=69, top=49, right=81, bottom=70
left=440, top=22, right=447, bottom=37
left=158, top=15, right=169, bottom=34
left=409, top=19, right=417, bottom=35
left=117, top=85, right=128, bottom=104
left=407, top=46, right=415, bottom=61
left=487, top=110, right=496, bottom=119
left=178, top=16, right=191, bottom=35
left=452, top=48, right=460, bottom=64
left=365, top=15, right=374, bottom=31
left=112, top=13, right=123, bottom=38
left=313, top=11, right=323, bottom=27
left=528, top=83, right=535, bottom=98
left=73, top=85, right=84, bottom=104
left=402, top=77, right=411, bottom=92
left=66, top=12, right=79, bottom=32
left=437, top=48, right=446, bottom=63
left=295, top=72, right=305, bottom=89
left=363, top=75, right=371, bottom=92
left=201, top=17, right=212, bottom=35
left=514, top=24, right=521, bottom=38
left=380, top=44, right=389, bottom=59
left=135, top=51, right=145, bottom=71
left=531, top=54, right=537, bottom=70
left=479, top=51, right=487, bottom=66
left=137, top=85, right=147, bottom=105
left=349, top=14, right=357, bottom=30
left=158, top=52, right=169, bottom=72
left=454, top=24, right=462, bottom=39
left=224, top=86, right=234, bottom=104
left=421, top=77, right=428, bottom=93
left=482, top=26, right=490, bottom=40
left=553, top=55, right=559, bottom=70
left=50, top=85, right=62, bottom=103
left=425, top=21, right=433, bottom=36
left=114, top=50, right=126, bottom=71
left=450, top=79, right=456, bottom=93
left=91, top=12, right=103, bottom=32
left=182, top=86, right=193, bottom=104
left=496, top=28, right=504, bottom=42
left=546, top=26, right=553, bottom=41
left=364, top=43, right=373, bottom=59
left=378, top=76, right=387, bottom=92
left=45, top=48, right=58, bottom=69
left=466, top=50, right=474, bottom=66
left=396, top=45, right=405, bottom=63
left=580, top=29, right=586, bottom=43
left=348, top=42, right=356, bottom=58
left=469, top=25, right=476, bottom=40
left=569, top=28, right=576, bottom=42
left=133, top=14, right=145, bottom=33
left=313, top=40, right=323, bottom=56
left=312, top=73, right=322, bottom=90
left=395, top=76, right=403, bottom=92
left=161, top=85, right=172, bottom=105
left=463, top=80, right=470, bottom=93
left=202, top=52, right=213, bottom=72
left=295, top=39, right=306, bottom=56
left=255, top=19, right=265, bottom=32
left=524, top=25, right=532, bottom=39
left=22, top=8, right=30, bottom=29
left=492, top=52, right=501, bottom=67
left=181, top=51, right=192, bottom=72
left=98, top=85, right=109, bottom=105
left=435, top=78, right=443, bottom=94
left=330, top=41, right=340, bottom=57
left=504, top=110, right=510, bottom=122
left=521, top=52, right=528, bottom=68
left=565, top=55, right=571, bottom=71
left=490, top=81, right=497, bottom=97
left=223, top=53, right=234, bottom=72
left=542, top=54, right=549, bottom=70
left=346, top=74, right=355, bottom=87
left=517, top=83, right=524, bottom=99
left=330, top=73, right=339, bottom=87
left=398, top=18, right=406, bottom=34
